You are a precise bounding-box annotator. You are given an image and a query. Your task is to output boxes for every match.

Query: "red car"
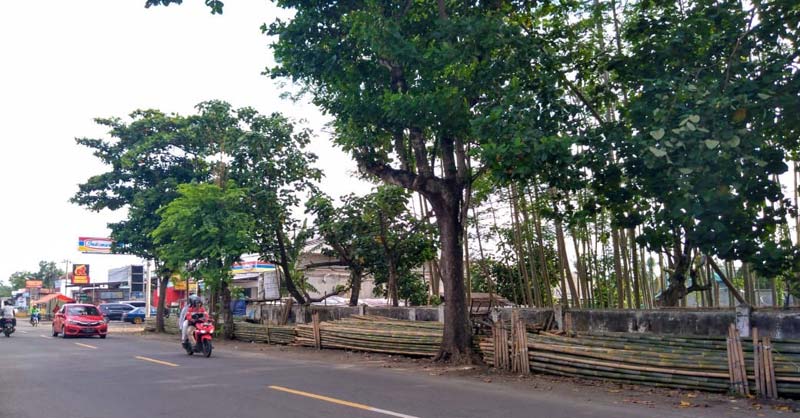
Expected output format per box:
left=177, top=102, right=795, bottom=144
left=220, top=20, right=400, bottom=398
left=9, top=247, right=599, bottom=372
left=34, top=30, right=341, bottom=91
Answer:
left=52, top=304, right=108, bottom=338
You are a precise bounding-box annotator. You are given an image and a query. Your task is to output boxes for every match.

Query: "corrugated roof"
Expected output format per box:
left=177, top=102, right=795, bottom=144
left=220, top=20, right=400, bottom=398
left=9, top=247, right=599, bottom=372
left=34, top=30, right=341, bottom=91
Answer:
left=32, top=293, right=75, bottom=305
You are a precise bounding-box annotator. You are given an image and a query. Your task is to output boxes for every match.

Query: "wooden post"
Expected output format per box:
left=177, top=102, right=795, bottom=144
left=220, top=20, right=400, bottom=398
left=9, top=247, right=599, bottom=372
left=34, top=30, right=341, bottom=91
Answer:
left=312, top=311, right=321, bottom=350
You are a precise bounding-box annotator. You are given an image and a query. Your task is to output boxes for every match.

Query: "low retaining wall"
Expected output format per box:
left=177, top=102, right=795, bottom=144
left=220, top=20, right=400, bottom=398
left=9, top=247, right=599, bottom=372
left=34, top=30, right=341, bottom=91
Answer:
left=567, top=309, right=737, bottom=337
left=251, top=303, right=800, bottom=339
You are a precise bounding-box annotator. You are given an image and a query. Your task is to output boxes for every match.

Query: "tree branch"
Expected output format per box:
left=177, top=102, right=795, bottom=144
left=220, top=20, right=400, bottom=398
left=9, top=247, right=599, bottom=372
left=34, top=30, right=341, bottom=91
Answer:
left=304, top=285, right=351, bottom=303
left=302, top=260, right=348, bottom=269
left=441, top=136, right=458, bottom=180
left=410, top=128, right=433, bottom=178
left=708, top=258, right=746, bottom=305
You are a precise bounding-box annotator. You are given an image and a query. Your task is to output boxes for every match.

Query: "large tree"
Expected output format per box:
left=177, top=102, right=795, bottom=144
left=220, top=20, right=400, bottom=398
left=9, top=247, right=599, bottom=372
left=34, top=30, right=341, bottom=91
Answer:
left=308, top=186, right=436, bottom=306
left=586, top=0, right=800, bottom=306
left=152, top=182, right=256, bottom=339
left=265, top=0, right=530, bottom=363
left=72, top=105, right=214, bottom=331
left=225, top=109, right=322, bottom=305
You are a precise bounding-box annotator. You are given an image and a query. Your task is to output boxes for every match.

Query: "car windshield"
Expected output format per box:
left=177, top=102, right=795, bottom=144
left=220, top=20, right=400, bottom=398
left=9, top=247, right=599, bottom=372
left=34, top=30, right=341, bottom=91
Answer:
left=67, top=306, right=100, bottom=316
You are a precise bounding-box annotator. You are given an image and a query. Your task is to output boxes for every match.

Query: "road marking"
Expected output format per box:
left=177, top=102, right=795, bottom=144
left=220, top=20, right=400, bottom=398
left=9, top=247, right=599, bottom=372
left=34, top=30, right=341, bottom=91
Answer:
left=21, top=331, right=28, bottom=334
left=40, top=335, right=49, bottom=339
left=75, top=343, right=97, bottom=349
left=135, top=356, right=179, bottom=367
left=268, top=385, right=420, bottom=418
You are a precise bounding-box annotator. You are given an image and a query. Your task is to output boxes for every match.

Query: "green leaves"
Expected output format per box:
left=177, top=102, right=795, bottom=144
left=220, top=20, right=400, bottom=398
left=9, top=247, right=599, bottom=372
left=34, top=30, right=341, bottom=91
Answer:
left=649, top=128, right=665, bottom=140
left=648, top=146, right=667, bottom=158
left=152, top=182, right=255, bottom=282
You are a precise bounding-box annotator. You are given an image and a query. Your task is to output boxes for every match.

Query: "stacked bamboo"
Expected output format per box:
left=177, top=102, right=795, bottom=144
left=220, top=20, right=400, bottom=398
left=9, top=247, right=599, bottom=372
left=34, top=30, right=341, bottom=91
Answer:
left=727, top=325, right=749, bottom=396
left=144, top=318, right=181, bottom=335
left=752, top=328, right=779, bottom=399
left=481, top=328, right=800, bottom=397
left=510, top=311, right=530, bottom=374
left=232, top=321, right=296, bottom=345
left=296, top=315, right=443, bottom=357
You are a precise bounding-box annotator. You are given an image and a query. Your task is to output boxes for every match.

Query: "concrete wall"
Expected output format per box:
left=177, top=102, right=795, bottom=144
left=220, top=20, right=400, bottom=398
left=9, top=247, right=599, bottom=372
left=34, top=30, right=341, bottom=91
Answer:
left=567, top=309, right=737, bottom=337
left=253, top=303, right=800, bottom=339
left=750, top=309, right=800, bottom=340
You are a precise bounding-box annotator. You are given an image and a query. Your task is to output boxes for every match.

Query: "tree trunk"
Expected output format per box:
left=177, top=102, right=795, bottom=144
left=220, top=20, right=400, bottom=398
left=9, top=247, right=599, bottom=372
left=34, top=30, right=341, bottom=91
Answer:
left=554, top=209, right=581, bottom=308
left=430, top=191, right=475, bottom=363
left=388, top=260, right=400, bottom=307
left=348, top=269, right=362, bottom=306
left=509, top=186, right=533, bottom=306
left=530, top=188, right=553, bottom=306
left=611, top=227, right=625, bottom=308
left=520, top=187, right=543, bottom=307
left=156, top=272, right=170, bottom=333
left=221, top=279, right=233, bottom=340
left=618, top=228, right=632, bottom=308
left=629, top=228, right=641, bottom=308
left=275, top=226, right=306, bottom=305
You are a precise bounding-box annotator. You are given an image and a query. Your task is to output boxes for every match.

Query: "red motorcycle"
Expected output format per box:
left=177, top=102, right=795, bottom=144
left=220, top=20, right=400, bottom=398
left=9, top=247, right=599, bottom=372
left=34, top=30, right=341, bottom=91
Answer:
left=182, top=313, right=214, bottom=357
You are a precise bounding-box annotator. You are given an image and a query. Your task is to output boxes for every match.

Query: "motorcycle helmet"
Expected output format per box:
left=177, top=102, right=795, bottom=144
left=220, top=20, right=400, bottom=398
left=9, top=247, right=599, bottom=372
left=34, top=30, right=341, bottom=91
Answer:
left=188, top=294, right=200, bottom=307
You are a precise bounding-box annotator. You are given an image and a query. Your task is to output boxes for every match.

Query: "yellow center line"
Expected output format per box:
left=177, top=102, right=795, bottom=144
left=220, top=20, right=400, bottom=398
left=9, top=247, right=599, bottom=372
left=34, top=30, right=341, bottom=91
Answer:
left=135, top=356, right=179, bottom=367
left=74, top=343, right=97, bottom=349
left=268, top=385, right=420, bottom=418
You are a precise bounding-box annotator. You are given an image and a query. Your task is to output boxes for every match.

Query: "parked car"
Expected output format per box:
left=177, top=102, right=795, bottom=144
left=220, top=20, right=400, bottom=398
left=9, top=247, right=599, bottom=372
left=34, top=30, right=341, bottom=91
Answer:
left=98, top=303, right=136, bottom=322
left=52, top=304, right=107, bottom=338
left=122, top=307, right=157, bottom=324
left=120, top=300, right=146, bottom=308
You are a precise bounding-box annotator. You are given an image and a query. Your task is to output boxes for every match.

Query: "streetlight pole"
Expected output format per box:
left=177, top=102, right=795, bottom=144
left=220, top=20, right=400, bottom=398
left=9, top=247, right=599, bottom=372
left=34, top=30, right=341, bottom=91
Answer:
left=145, top=260, right=152, bottom=318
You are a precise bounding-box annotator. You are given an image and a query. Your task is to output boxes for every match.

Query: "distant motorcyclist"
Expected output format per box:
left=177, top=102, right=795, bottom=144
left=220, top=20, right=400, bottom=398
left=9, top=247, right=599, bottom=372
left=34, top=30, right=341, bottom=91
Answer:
left=29, top=305, right=40, bottom=325
left=1, top=300, right=16, bottom=329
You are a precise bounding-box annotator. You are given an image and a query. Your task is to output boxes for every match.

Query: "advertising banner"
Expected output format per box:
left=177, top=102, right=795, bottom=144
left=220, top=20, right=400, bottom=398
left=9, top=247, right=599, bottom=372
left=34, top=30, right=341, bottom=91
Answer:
left=25, top=280, right=43, bottom=288
left=78, top=237, right=113, bottom=254
left=232, top=260, right=276, bottom=274
left=72, top=264, right=90, bottom=284
left=171, top=274, right=197, bottom=292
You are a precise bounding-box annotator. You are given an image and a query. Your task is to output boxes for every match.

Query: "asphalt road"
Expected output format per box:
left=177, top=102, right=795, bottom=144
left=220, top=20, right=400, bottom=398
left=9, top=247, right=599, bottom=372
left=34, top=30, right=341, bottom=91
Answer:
left=0, top=321, right=781, bottom=418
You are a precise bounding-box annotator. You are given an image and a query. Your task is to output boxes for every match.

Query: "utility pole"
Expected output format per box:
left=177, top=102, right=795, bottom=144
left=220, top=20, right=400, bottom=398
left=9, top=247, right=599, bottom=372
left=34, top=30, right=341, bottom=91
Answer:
left=145, top=260, right=152, bottom=318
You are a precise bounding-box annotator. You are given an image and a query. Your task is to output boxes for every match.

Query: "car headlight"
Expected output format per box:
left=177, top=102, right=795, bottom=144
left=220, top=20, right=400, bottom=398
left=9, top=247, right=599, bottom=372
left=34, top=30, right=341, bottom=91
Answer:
left=68, top=320, right=80, bottom=325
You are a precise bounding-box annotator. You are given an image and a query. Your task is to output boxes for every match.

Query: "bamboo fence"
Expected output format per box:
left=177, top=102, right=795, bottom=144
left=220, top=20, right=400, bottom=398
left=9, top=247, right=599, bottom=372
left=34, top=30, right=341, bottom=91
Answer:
left=296, top=315, right=444, bottom=357
left=480, top=325, right=800, bottom=397
left=232, top=321, right=296, bottom=345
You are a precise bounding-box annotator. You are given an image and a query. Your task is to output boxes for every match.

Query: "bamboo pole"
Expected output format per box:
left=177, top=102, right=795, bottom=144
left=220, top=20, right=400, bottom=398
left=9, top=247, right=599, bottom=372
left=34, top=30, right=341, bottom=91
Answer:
left=765, top=335, right=777, bottom=398
left=753, top=327, right=763, bottom=397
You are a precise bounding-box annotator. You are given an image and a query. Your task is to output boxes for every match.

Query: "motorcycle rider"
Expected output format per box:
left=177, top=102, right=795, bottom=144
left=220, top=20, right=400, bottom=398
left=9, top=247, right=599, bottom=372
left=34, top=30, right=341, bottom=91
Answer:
left=184, top=296, right=207, bottom=347
left=179, top=295, right=197, bottom=344
left=29, top=305, right=40, bottom=324
left=1, top=300, right=17, bottom=329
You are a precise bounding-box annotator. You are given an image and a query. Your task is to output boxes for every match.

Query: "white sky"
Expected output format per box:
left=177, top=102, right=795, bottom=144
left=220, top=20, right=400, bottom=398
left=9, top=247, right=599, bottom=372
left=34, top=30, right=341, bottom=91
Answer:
left=0, top=1, right=371, bottom=286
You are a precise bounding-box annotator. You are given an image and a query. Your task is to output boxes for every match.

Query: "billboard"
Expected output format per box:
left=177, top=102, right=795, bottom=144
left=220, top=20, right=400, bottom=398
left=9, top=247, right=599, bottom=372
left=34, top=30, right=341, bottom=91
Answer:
left=78, top=237, right=113, bottom=254
left=25, top=280, right=43, bottom=288
left=232, top=261, right=276, bottom=274
left=72, top=264, right=90, bottom=284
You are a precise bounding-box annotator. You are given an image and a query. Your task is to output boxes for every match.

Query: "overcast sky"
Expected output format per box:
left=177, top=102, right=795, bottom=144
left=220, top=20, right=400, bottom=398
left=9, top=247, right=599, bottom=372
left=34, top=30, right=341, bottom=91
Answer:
left=0, top=1, right=371, bottom=286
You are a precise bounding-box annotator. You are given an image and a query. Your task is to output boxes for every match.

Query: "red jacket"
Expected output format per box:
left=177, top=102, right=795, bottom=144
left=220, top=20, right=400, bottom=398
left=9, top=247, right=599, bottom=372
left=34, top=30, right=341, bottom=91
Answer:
left=185, top=306, right=207, bottom=322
